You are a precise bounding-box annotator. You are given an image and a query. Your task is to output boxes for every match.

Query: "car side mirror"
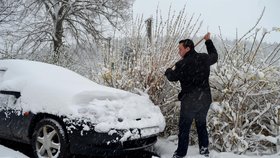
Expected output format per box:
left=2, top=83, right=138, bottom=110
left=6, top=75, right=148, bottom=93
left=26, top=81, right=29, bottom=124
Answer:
left=0, top=90, right=21, bottom=99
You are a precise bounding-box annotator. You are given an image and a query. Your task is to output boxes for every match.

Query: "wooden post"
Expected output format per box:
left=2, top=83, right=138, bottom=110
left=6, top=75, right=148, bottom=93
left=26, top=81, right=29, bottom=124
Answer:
left=277, top=108, right=280, bottom=153
left=145, top=17, right=152, bottom=44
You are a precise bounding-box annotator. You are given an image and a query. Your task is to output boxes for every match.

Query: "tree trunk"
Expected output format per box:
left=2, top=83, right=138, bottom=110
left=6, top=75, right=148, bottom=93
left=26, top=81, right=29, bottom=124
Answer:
left=43, top=0, right=67, bottom=64
left=53, top=19, right=63, bottom=64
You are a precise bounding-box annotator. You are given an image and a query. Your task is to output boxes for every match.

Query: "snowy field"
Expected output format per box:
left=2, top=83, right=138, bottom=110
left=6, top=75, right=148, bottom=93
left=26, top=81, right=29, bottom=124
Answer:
left=1, top=138, right=279, bottom=158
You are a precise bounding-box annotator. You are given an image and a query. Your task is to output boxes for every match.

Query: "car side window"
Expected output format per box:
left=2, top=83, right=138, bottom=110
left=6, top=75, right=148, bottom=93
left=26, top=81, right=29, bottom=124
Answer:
left=0, top=68, right=6, bottom=82
left=0, top=94, right=10, bottom=110
left=0, top=94, right=17, bottom=109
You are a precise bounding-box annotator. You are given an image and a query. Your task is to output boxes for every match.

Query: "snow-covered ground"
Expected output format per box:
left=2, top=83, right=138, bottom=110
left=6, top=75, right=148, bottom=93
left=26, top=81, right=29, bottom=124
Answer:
left=154, top=138, right=280, bottom=158
left=1, top=138, right=279, bottom=158
left=0, top=144, right=29, bottom=158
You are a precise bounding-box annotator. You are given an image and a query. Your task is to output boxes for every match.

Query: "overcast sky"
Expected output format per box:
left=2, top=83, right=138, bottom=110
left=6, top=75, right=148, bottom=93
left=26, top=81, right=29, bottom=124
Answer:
left=133, top=0, right=280, bottom=43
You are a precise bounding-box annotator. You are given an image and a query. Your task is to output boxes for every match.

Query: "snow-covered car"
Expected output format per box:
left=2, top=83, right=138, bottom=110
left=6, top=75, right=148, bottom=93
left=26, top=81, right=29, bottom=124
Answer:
left=0, top=59, right=165, bottom=158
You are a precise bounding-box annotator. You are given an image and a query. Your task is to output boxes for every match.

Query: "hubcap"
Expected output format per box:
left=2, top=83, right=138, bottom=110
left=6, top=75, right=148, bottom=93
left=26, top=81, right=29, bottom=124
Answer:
left=36, top=125, right=61, bottom=158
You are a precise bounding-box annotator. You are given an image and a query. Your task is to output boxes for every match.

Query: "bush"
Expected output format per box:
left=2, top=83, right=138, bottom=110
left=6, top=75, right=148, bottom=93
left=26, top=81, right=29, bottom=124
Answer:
left=209, top=26, right=280, bottom=154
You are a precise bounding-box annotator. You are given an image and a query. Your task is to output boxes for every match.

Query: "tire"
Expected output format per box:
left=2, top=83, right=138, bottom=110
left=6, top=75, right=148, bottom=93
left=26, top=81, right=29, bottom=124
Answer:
left=31, top=118, right=69, bottom=158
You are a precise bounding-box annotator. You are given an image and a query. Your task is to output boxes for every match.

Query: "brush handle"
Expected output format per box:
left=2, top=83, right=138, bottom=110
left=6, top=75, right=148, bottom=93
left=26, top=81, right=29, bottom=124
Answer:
left=194, top=37, right=204, bottom=47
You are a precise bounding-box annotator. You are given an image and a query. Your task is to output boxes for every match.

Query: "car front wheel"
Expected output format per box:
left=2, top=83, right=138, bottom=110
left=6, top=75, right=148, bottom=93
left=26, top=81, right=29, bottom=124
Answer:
left=31, top=118, right=69, bottom=158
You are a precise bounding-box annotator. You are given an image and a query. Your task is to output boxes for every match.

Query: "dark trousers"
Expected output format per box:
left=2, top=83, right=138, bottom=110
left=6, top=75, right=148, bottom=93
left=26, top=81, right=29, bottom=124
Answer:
left=175, top=90, right=211, bottom=157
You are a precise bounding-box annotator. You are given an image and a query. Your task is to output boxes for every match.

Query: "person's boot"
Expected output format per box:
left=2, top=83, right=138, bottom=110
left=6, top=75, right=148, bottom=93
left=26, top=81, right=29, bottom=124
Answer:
left=199, top=146, right=209, bottom=157
left=172, top=152, right=184, bottom=158
left=172, top=154, right=184, bottom=158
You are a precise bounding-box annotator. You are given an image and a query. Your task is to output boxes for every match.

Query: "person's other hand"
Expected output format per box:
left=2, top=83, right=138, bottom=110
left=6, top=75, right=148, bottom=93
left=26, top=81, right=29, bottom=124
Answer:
left=204, top=32, right=211, bottom=40
left=164, top=68, right=172, bottom=76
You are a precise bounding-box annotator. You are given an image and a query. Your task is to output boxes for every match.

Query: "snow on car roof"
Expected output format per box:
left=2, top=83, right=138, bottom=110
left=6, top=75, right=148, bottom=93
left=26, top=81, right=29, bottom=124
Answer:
left=0, top=59, right=165, bottom=134
left=0, top=59, right=131, bottom=111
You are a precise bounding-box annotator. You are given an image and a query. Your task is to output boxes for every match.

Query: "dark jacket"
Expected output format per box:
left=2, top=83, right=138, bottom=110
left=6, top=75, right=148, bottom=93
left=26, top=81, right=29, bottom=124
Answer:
left=165, top=39, right=218, bottom=100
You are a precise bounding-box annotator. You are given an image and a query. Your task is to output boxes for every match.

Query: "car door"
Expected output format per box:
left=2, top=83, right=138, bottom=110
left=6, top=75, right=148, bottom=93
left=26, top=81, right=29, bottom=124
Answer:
left=0, top=92, right=17, bottom=138
left=8, top=95, right=32, bottom=143
left=0, top=69, right=7, bottom=136
left=0, top=90, right=31, bottom=143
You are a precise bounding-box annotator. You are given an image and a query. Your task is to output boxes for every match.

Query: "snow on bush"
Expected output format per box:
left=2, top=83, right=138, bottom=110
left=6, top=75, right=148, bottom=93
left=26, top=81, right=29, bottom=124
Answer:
left=208, top=27, right=280, bottom=154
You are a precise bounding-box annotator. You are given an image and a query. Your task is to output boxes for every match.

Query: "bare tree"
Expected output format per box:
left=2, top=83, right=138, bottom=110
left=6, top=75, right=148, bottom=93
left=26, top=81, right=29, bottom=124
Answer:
left=0, top=1, right=19, bottom=24
left=0, top=1, right=21, bottom=58
left=1, top=0, right=134, bottom=63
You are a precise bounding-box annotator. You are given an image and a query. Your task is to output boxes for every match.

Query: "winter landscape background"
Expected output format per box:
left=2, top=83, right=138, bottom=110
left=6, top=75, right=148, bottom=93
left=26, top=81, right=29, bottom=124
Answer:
left=0, top=0, right=279, bottom=157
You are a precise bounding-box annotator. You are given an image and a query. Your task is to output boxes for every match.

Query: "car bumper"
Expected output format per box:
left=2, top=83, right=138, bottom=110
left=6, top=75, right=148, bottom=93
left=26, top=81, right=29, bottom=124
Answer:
left=68, top=128, right=158, bottom=156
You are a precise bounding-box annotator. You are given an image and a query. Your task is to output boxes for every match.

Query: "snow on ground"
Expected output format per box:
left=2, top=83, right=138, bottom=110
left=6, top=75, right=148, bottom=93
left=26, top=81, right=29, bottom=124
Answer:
left=154, top=138, right=280, bottom=158
left=1, top=138, right=279, bottom=158
left=0, top=145, right=28, bottom=158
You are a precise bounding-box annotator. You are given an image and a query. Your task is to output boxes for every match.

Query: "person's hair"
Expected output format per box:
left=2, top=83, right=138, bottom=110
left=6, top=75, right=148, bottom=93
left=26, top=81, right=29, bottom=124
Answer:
left=179, top=39, right=194, bottom=49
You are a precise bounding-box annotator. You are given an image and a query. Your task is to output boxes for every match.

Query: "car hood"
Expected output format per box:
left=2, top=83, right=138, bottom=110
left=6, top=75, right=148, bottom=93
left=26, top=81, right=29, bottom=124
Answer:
left=0, top=59, right=165, bottom=133
left=72, top=90, right=165, bottom=133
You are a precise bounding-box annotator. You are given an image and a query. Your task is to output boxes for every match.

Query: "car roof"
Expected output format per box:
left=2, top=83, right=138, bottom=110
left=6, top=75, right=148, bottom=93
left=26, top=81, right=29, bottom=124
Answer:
left=0, top=59, right=131, bottom=114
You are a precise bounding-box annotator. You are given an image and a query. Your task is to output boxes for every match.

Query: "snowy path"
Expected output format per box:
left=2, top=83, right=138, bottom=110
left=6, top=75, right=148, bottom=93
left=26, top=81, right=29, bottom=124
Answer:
left=0, top=138, right=279, bottom=158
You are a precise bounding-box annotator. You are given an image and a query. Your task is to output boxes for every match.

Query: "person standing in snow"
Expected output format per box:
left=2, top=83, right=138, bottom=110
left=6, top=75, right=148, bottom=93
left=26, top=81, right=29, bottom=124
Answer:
left=165, top=32, right=218, bottom=158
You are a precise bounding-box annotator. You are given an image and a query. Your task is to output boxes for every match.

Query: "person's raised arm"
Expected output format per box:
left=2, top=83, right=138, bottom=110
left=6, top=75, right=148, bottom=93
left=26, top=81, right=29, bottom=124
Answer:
left=204, top=32, right=218, bottom=65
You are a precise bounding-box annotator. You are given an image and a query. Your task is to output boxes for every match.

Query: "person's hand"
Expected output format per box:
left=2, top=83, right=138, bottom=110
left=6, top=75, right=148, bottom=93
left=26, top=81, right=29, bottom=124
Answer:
left=164, top=68, right=172, bottom=76
left=204, top=32, right=211, bottom=41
